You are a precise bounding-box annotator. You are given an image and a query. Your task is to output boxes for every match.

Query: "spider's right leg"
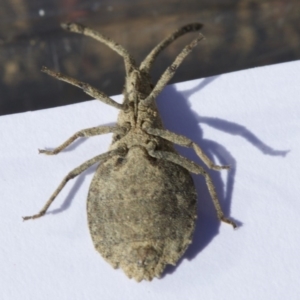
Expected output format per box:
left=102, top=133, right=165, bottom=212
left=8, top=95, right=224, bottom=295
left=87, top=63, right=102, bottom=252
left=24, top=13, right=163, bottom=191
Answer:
left=142, top=33, right=204, bottom=106
left=140, top=23, right=203, bottom=72
left=146, top=143, right=237, bottom=229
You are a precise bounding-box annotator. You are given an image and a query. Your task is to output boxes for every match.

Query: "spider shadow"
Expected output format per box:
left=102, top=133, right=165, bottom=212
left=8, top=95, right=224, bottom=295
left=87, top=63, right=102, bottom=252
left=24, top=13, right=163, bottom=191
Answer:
left=159, top=76, right=289, bottom=278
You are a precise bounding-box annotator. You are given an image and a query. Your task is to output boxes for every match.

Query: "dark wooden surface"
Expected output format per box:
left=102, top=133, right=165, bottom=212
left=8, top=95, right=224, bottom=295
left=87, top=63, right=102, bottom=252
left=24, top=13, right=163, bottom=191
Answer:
left=1, top=0, right=299, bottom=115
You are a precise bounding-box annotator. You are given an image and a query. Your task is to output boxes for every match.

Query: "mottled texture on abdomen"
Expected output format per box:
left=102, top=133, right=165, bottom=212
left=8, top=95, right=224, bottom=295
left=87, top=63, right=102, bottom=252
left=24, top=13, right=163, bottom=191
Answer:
left=87, top=147, right=197, bottom=281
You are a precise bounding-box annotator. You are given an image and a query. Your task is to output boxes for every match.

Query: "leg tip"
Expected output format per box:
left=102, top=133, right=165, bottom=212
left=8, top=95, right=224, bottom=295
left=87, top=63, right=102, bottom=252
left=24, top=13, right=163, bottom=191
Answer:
left=38, top=149, right=55, bottom=155
left=220, top=216, right=238, bottom=229
left=61, top=22, right=84, bottom=33
left=22, top=211, right=46, bottom=221
left=41, top=66, right=48, bottom=73
left=61, top=22, right=71, bottom=30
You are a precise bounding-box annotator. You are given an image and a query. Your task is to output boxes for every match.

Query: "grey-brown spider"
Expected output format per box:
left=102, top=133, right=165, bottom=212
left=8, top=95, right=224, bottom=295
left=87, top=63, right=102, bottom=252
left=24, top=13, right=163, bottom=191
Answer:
left=23, top=23, right=236, bottom=281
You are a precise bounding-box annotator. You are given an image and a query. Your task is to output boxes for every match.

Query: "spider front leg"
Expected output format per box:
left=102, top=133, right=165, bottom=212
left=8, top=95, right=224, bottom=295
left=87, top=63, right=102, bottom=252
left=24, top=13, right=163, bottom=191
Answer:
left=142, top=33, right=204, bottom=106
left=140, top=23, right=203, bottom=72
left=61, top=23, right=137, bottom=75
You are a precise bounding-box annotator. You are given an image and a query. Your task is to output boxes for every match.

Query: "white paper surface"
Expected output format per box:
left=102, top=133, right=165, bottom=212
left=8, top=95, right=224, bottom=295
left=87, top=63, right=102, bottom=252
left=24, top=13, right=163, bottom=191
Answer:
left=1, top=60, right=300, bottom=300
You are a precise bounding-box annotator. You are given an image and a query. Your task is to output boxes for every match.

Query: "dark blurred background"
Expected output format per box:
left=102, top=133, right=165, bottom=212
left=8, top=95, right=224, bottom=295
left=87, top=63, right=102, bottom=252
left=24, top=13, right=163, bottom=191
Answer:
left=0, top=0, right=299, bottom=116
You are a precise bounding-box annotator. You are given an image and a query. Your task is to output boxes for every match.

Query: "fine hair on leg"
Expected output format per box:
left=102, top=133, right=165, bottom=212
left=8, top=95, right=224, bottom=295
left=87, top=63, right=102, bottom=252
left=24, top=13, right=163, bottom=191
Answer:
left=140, top=23, right=203, bottom=72
left=142, top=33, right=205, bottom=107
